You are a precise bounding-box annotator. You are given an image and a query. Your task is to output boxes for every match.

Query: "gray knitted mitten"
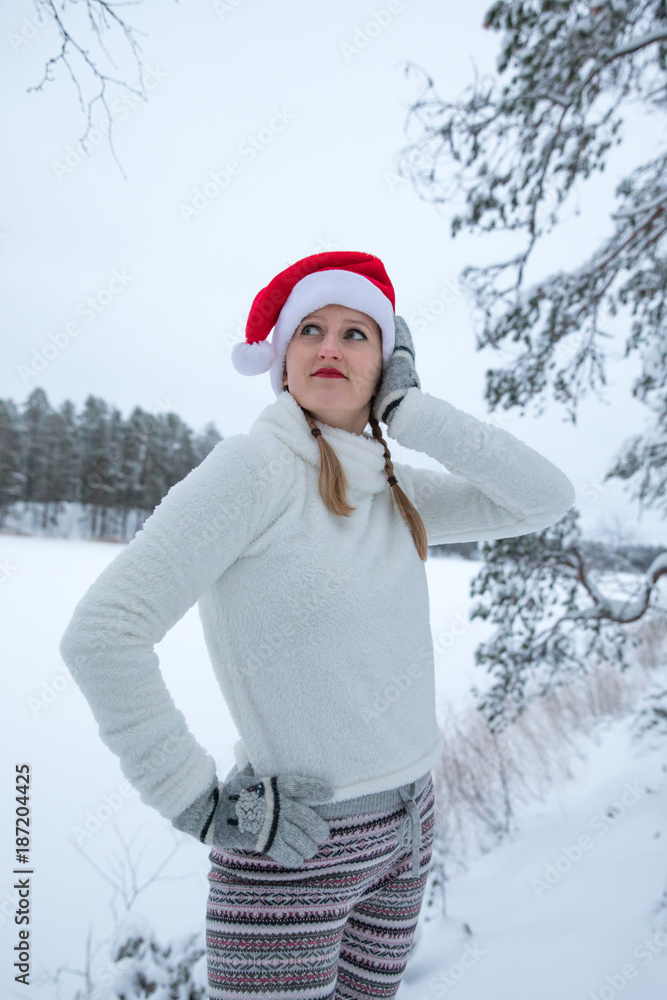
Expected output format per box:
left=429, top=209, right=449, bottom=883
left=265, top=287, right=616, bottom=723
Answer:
left=372, top=315, right=420, bottom=427
left=172, top=764, right=333, bottom=868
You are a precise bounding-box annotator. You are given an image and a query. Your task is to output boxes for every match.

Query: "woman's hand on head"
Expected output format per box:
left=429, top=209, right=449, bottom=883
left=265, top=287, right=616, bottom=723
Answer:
left=372, top=316, right=421, bottom=427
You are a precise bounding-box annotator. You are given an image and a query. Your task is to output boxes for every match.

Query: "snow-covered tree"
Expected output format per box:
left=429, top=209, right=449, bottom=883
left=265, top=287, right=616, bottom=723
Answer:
left=38, top=825, right=208, bottom=1000
left=0, top=389, right=223, bottom=540
left=22, top=387, right=52, bottom=504
left=93, top=915, right=206, bottom=1000
left=192, top=421, right=222, bottom=467
left=398, top=0, right=667, bottom=733
left=468, top=507, right=666, bottom=731
left=0, top=398, right=25, bottom=521
left=50, top=398, right=80, bottom=510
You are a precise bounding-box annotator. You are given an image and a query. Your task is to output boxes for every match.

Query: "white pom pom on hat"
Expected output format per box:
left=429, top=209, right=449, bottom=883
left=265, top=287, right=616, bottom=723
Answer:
left=231, top=338, right=274, bottom=376
left=231, top=251, right=396, bottom=398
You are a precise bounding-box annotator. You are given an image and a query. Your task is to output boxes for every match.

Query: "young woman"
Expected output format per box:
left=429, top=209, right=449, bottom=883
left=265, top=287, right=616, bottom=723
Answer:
left=60, top=251, right=575, bottom=1000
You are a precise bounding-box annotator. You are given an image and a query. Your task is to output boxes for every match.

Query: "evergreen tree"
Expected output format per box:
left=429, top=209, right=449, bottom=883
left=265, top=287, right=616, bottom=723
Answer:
left=399, top=0, right=667, bottom=733
left=21, top=388, right=56, bottom=530
left=0, top=399, right=25, bottom=523
left=120, top=406, right=154, bottom=515
left=78, top=395, right=118, bottom=535
left=193, top=421, right=223, bottom=466
left=52, top=399, right=80, bottom=505
left=22, top=387, right=52, bottom=504
left=0, top=390, right=224, bottom=541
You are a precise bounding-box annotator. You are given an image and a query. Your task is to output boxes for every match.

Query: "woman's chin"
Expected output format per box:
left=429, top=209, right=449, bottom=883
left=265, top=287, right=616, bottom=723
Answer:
left=287, top=379, right=374, bottom=425
left=291, top=379, right=348, bottom=409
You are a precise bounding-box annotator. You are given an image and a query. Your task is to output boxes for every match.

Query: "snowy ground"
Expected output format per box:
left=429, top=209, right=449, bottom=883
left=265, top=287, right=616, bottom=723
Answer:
left=1, top=533, right=665, bottom=999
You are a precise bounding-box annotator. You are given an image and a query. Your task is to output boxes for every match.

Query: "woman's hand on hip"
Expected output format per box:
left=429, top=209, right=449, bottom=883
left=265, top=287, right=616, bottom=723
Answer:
left=172, top=766, right=333, bottom=867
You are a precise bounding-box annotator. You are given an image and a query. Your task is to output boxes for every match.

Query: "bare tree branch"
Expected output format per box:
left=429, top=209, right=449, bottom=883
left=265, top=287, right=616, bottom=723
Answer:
left=26, top=0, right=157, bottom=177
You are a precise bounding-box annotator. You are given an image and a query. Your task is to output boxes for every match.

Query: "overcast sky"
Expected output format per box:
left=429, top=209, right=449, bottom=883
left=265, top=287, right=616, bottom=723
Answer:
left=2, top=0, right=665, bottom=544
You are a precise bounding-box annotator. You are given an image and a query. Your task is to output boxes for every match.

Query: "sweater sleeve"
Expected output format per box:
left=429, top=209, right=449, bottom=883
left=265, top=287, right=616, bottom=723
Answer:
left=59, top=436, right=262, bottom=820
left=387, top=387, right=576, bottom=545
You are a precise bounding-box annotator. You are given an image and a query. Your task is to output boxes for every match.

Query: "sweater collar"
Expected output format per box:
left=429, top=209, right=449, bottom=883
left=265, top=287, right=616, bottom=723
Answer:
left=250, top=389, right=389, bottom=495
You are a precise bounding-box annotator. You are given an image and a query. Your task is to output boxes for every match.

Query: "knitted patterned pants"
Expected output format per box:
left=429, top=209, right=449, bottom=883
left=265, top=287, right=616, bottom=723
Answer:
left=205, top=772, right=435, bottom=1000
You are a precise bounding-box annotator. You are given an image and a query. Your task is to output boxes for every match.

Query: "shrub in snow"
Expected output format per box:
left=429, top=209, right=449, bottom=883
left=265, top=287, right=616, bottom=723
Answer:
left=92, top=914, right=207, bottom=1000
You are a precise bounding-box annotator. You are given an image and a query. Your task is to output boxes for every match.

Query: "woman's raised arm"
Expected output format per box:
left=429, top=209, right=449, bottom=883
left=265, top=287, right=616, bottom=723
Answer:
left=387, top=385, right=576, bottom=546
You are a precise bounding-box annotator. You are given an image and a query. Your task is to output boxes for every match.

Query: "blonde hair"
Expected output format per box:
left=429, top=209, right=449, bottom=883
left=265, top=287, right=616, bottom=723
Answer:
left=297, top=397, right=428, bottom=561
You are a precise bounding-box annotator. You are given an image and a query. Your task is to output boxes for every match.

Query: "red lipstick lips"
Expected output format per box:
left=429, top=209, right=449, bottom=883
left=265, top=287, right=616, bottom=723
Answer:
left=313, top=368, right=346, bottom=378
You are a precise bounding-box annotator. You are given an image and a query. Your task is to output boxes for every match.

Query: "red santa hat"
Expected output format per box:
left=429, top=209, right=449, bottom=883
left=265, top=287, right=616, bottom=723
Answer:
left=232, top=251, right=396, bottom=397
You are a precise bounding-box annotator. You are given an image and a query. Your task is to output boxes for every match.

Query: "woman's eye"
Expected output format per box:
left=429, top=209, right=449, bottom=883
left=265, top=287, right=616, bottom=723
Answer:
left=299, top=324, right=367, bottom=339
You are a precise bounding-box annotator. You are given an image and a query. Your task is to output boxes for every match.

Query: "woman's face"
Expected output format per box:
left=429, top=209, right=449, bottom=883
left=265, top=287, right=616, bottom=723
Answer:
left=282, top=304, right=383, bottom=435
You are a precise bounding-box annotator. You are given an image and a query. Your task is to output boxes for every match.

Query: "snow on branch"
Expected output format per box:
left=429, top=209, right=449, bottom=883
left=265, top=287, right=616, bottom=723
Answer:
left=609, top=28, right=667, bottom=60
left=610, top=191, right=667, bottom=220
left=566, top=546, right=667, bottom=624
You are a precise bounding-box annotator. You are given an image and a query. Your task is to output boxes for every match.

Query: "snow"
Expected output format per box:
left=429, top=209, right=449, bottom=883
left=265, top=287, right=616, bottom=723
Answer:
left=1, top=533, right=665, bottom=999
left=610, top=191, right=667, bottom=220
left=649, top=549, right=667, bottom=579
left=610, top=28, right=667, bottom=61
left=0, top=501, right=149, bottom=542
left=405, top=718, right=667, bottom=999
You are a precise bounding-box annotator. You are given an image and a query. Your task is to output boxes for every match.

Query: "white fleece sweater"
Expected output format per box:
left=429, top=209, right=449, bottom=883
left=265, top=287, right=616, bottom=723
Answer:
left=59, top=387, right=575, bottom=819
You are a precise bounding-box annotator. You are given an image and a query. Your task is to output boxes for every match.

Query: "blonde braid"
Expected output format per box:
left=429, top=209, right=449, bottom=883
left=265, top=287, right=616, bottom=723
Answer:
left=299, top=405, right=356, bottom=517
left=368, top=413, right=428, bottom=561
left=292, top=392, right=428, bottom=560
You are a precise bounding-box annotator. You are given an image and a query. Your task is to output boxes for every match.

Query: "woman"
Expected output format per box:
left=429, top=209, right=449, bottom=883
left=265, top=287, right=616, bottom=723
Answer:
left=60, top=251, right=575, bottom=999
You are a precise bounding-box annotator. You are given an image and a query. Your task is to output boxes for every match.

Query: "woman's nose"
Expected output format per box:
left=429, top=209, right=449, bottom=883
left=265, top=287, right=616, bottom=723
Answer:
left=318, top=332, right=342, bottom=356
